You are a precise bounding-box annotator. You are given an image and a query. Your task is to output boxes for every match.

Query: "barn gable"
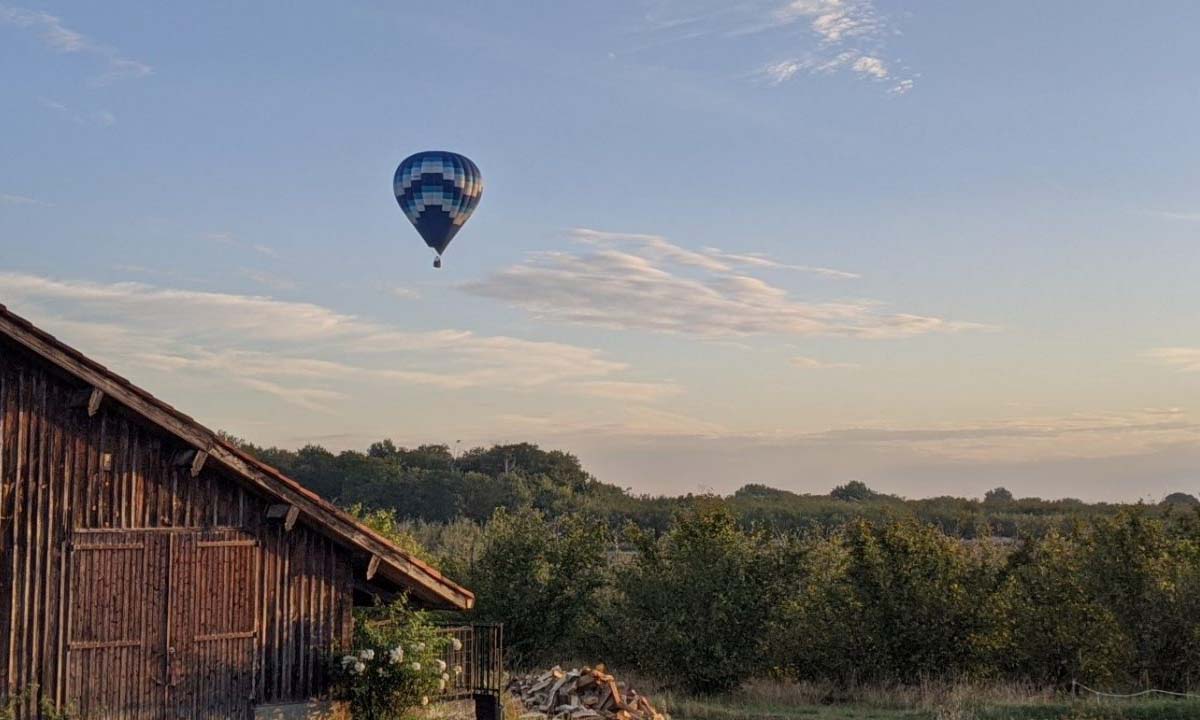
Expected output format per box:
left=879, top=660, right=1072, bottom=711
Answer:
left=0, top=304, right=473, bottom=719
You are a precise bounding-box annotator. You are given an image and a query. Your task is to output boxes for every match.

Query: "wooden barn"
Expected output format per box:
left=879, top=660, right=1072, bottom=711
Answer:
left=0, top=305, right=478, bottom=719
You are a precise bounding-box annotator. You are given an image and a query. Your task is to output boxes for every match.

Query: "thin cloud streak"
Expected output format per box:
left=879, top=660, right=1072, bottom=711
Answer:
left=1144, top=347, right=1200, bottom=372
left=1, top=193, right=50, bottom=206
left=462, top=229, right=983, bottom=339
left=791, top=356, right=859, bottom=369
left=1, top=5, right=152, bottom=84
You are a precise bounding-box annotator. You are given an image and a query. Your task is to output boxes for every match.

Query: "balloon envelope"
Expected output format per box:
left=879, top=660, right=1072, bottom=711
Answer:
left=394, top=151, right=483, bottom=256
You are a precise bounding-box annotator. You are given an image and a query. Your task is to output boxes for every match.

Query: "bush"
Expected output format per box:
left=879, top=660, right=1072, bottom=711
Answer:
left=617, top=503, right=800, bottom=694
left=331, top=600, right=454, bottom=720
left=777, top=519, right=1001, bottom=684
left=466, top=508, right=610, bottom=666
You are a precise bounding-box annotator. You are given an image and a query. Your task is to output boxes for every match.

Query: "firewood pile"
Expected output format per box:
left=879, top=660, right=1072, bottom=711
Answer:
left=507, top=665, right=667, bottom=720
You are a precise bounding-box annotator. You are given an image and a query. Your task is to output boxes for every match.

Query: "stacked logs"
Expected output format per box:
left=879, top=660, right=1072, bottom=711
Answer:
left=507, top=665, right=667, bottom=720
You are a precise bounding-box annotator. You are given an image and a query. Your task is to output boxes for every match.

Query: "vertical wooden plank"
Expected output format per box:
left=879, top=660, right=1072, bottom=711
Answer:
left=281, top=530, right=292, bottom=700
left=26, top=373, right=46, bottom=715
left=257, top=530, right=267, bottom=701
left=13, top=370, right=31, bottom=710
left=97, top=414, right=110, bottom=529
left=42, top=401, right=62, bottom=713
left=0, top=361, right=11, bottom=702
left=296, top=531, right=307, bottom=696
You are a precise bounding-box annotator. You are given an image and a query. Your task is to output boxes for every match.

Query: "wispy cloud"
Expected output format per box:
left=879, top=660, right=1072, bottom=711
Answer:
left=791, top=356, right=859, bottom=369
left=758, top=0, right=913, bottom=92
left=573, top=229, right=859, bottom=278
left=204, top=232, right=280, bottom=259
left=37, top=96, right=116, bottom=126
left=390, top=286, right=422, bottom=300
left=572, top=380, right=685, bottom=401
left=0, top=272, right=673, bottom=413
left=1, top=193, right=50, bottom=206
left=238, top=268, right=297, bottom=291
left=1, top=5, right=151, bottom=84
left=1143, top=347, right=1200, bottom=373
left=640, top=0, right=914, bottom=94
left=462, top=229, right=981, bottom=339
left=1147, top=210, right=1200, bottom=222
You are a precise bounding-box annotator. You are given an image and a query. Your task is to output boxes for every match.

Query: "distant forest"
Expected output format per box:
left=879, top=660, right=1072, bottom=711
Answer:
left=230, top=437, right=1199, bottom=539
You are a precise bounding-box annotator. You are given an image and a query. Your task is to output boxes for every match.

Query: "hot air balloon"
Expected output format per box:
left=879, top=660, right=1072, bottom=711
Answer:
left=394, top=151, right=483, bottom=268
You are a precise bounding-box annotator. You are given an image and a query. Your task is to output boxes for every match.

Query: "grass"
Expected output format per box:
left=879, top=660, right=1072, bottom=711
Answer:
left=612, top=676, right=1200, bottom=720
left=498, top=665, right=1200, bottom=720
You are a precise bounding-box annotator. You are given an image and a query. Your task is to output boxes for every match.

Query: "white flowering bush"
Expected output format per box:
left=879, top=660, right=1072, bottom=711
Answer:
left=331, top=599, right=450, bottom=720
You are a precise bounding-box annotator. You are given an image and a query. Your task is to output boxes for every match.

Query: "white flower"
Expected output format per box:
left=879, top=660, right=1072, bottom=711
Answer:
left=359, top=649, right=375, bottom=661
left=341, top=655, right=356, bottom=668
left=438, top=679, right=447, bottom=691
left=411, top=661, right=422, bottom=672
left=451, top=638, right=463, bottom=651
left=414, top=642, right=425, bottom=652
left=454, top=666, right=463, bottom=676
left=441, top=672, right=450, bottom=682
left=388, top=646, right=404, bottom=664
left=421, top=696, right=429, bottom=706
left=351, top=662, right=365, bottom=675
left=435, top=659, right=447, bottom=672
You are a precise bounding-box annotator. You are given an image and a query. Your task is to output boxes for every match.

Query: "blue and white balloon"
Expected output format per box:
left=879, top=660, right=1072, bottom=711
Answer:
left=394, top=151, right=483, bottom=267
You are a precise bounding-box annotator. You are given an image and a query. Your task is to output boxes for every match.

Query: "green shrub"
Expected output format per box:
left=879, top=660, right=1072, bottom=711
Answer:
left=617, top=503, right=801, bottom=694
left=331, top=600, right=454, bottom=720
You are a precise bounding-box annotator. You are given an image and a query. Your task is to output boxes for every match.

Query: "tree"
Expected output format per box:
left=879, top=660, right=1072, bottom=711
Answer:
left=996, top=531, right=1132, bottom=686
left=1162, top=492, right=1200, bottom=507
left=984, top=487, right=1014, bottom=504
left=466, top=509, right=609, bottom=666
left=618, top=504, right=799, bottom=693
left=780, top=519, right=1000, bottom=684
left=830, top=480, right=877, bottom=502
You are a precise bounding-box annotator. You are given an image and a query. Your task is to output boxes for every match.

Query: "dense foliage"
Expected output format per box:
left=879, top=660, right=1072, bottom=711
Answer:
left=232, top=438, right=1200, bottom=695
left=331, top=601, right=453, bottom=720
left=453, top=506, right=1200, bottom=695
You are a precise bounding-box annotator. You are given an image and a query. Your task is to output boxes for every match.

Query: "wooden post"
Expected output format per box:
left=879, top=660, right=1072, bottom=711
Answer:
left=474, top=693, right=503, bottom=720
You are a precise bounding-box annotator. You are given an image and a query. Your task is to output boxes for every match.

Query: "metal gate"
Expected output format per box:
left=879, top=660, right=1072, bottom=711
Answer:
left=65, top=529, right=259, bottom=719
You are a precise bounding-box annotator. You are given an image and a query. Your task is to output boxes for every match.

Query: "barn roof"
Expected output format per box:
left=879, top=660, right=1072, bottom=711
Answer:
left=0, top=303, right=474, bottom=611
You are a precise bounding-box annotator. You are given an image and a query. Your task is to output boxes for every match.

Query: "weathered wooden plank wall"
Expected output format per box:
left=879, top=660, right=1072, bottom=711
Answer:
left=0, top=340, right=355, bottom=719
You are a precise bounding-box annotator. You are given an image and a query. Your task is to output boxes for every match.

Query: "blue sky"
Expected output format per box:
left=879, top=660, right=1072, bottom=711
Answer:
left=3, top=1, right=1199, bottom=501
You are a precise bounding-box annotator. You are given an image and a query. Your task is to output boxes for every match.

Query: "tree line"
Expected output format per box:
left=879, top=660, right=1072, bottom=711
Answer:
left=234, top=438, right=1197, bottom=539
left=233, top=438, right=1200, bottom=694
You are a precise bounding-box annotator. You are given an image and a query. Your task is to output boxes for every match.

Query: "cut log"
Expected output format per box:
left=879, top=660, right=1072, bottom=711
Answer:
left=508, top=666, right=665, bottom=720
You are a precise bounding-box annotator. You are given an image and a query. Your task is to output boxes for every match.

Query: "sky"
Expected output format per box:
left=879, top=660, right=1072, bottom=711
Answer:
left=2, top=1, right=1199, bottom=502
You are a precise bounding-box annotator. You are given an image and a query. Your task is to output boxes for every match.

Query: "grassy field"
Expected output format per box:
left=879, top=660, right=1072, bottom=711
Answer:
left=663, top=696, right=1200, bottom=720
left=493, top=667, right=1200, bottom=720
left=641, top=679, right=1200, bottom=720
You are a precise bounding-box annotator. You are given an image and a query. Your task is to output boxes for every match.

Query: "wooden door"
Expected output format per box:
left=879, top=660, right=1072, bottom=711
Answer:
left=65, top=529, right=259, bottom=719
left=167, top=529, right=259, bottom=720
left=65, top=531, right=170, bottom=719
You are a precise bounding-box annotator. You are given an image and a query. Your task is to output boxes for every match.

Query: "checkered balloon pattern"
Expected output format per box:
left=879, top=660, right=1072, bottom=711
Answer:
left=394, top=151, right=483, bottom=255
